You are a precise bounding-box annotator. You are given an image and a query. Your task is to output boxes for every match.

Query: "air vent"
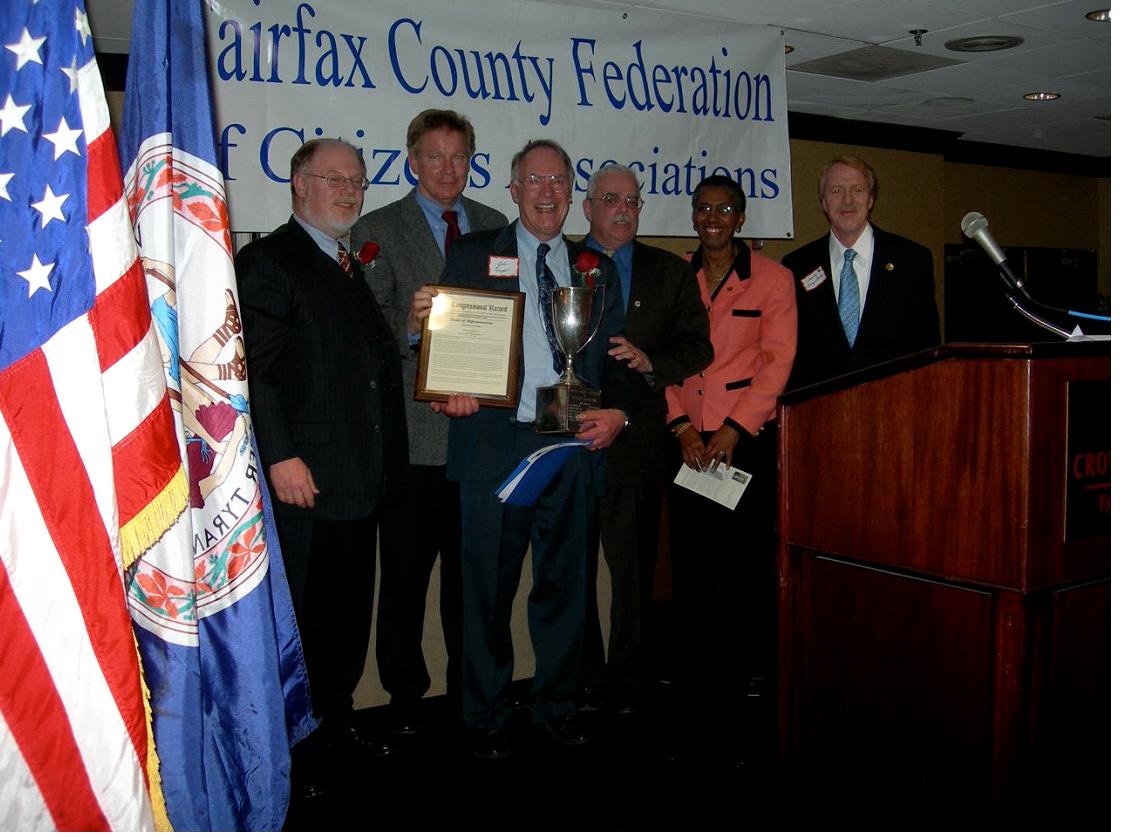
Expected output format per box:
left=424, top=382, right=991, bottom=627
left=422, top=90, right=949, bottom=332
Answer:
left=789, top=45, right=961, bottom=82
left=945, top=35, right=1024, bottom=52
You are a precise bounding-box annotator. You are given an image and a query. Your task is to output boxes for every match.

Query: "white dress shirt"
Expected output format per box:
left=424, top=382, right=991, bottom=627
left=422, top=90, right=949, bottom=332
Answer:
left=828, top=223, right=875, bottom=317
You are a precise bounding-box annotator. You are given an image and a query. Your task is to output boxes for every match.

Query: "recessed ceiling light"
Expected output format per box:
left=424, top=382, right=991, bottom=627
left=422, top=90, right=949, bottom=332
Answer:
left=1023, top=91, right=1061, bottom=101
left=1085, top=9, right=1110, bottom=22
left=945, top=35, right=1025, bottom=52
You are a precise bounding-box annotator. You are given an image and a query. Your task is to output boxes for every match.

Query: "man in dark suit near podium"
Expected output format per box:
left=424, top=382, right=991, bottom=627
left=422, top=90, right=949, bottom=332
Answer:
left=577, top=164, right=712, bottom=712
left=353, top=110, right=507, bottom=734
left=782, top=155, right=940, bottom=390
left=410, top=139, right=636, bottom=759
left=236, top=139, right=406, bottom=786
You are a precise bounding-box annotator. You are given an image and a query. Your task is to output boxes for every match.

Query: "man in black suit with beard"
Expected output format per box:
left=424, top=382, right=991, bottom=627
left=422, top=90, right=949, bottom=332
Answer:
left=782, top=155, right=940, bottom=390
left=236, top=138, right=406, bottom=791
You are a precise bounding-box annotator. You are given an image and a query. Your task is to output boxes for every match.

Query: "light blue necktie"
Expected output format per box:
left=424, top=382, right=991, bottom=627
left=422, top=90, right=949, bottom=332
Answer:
left=838, top=248, right=860, bottom=348
left=536, top=242, right=565, bottom=374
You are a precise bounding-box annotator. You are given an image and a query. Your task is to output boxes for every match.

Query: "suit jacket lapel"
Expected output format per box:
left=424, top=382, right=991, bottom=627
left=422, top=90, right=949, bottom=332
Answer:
left=805, top=235, right=851, bottom=352
left=855, top=225, right=892, bottom=349
left=288, top=218, right=379, bottom=334
left=396, top=191, right=445, bottom=277
left=494, top=222, right=520, bottom=264
left=627, top=243, right=652, bottom=326
left=288, top=217, right=344, bottom=285
left=465, top=200, right=503, bottom=237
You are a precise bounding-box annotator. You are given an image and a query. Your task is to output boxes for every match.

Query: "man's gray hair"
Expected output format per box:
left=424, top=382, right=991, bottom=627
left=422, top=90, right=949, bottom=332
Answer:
left=289, top=138, right=365, bottom=199
left=510, top=139, right=575, bottom=185
left=587, top=163, right=639, bottom=197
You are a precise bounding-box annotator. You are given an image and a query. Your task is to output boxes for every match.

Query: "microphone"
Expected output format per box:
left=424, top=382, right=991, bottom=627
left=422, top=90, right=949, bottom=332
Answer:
left=960, top=211, right=1029, bottom=298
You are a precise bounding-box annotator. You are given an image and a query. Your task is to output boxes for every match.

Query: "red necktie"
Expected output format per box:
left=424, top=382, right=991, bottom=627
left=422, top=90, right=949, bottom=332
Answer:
left=337, top=241, right=352, bottom=276
left=441, top=209, right=461, bottom=256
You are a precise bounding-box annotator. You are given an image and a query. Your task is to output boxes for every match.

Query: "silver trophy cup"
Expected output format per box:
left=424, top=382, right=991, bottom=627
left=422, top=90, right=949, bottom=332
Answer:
left=535, top=285, right=605, bottom=434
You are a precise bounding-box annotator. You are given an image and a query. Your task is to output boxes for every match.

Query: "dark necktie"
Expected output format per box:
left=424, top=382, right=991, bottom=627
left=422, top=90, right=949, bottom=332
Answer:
left=838, top=247, right=860, bottom=347
left=536, top=242, right=565, bottom=375
left=336, top=241, right=352, bottom=276
left=441, top=209, right=461, bottom=256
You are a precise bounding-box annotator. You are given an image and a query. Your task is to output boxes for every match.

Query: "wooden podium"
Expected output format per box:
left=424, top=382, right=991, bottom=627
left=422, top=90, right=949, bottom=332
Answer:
left=776, top=343, right=1109, bottom=826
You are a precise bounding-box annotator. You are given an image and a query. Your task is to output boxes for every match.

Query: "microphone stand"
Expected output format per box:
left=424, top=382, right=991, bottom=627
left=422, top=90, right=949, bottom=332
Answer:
left=1001, top=291, right=1073, bottom=339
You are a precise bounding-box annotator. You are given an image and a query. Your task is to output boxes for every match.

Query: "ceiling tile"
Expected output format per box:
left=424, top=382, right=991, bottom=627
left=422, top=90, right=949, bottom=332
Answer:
left=785, top=71, right=867, bottom=98
left=1000, top=0, right=1114, bottom=38
left=789, top=102, right=872, bottom=119
left=796, top=83, right=926, bottom=109
left=882, top=17, right=1079, bottom=55
left=1059, top=69, right=1110, bottom=89
left=880, top=97, right=1015, bottom=119
left=982, top=38, right=1110, bottom=76
left=627, top=0, right=854, bottom=23
left=782, top=30, right=871, bottom=64
left=919, top=0, right=1052, bottom=14
left=776, top=0, right=985, bottom=43
left=871, top=61, right=1041, bottom=95
left=971, top=75, right=1109, bottom=104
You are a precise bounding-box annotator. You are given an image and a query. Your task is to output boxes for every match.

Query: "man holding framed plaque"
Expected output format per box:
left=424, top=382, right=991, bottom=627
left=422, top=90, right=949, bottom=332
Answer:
left=409, top=139, right=635, bottom=759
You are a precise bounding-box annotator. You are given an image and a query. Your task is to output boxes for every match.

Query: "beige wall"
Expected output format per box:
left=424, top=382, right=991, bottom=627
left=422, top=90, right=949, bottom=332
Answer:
left=943, top=161, right=1110, bottom=294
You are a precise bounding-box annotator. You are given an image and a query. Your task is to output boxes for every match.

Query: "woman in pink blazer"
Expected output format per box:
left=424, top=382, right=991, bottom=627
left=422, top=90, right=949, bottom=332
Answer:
left=664, top=174, right=796, bottom=763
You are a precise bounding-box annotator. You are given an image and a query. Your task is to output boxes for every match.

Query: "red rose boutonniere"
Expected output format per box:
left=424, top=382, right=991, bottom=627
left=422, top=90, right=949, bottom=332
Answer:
left=353, top=241, right=380, bottom=264
left=573, top=250, right=601, bottom=289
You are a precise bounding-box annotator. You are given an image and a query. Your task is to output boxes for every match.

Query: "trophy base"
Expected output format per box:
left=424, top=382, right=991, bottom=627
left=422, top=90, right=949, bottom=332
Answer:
left=535, top=382, right=601, bottom=434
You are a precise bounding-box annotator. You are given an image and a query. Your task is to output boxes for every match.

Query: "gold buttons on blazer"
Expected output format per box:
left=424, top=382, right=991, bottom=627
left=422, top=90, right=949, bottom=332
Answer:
left=885, top=262, right=895, bottom=271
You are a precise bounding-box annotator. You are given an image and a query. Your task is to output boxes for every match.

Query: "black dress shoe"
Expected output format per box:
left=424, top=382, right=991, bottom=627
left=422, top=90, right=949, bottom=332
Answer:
left=388, top=716, right=421, bottom=735
left=342, top=726, right=395, bottom=759
left=577, top=686, right=603, bottom=713
left=387, top=703, right=423, bottom=735
left=471, top=728, right=512, bottom=760
left=607, top=686, right=642, bottom=716
left=296, top=776, right=329, bottom=800
left=535, top=714, right=592, bottom=747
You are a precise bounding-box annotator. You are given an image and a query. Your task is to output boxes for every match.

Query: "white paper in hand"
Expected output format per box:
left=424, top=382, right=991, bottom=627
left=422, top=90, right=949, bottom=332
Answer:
left=673, top=462, right=751, bottom=510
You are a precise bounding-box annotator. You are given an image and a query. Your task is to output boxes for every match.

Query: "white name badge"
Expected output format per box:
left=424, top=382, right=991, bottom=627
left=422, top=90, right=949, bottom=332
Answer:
left=489, top=256, right=519, bottom=278
left=800, top=266, right=828, bottom=292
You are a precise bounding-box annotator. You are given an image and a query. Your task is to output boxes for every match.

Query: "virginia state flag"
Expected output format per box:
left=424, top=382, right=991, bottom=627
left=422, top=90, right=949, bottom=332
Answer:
left=117, top=0, right=316, bottom=829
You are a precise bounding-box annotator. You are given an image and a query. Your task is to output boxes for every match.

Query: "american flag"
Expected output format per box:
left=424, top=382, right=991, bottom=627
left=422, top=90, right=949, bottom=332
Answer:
left=0, top=0, right=185, bottom=830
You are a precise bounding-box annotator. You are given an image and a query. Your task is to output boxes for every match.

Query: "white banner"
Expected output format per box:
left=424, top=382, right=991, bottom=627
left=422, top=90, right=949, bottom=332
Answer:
left=205, top=0, right=793, bottom=238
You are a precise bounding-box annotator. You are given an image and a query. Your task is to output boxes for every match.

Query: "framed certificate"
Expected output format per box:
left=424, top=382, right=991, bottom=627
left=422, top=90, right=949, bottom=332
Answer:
left=415, top=285, right=525, bottom=408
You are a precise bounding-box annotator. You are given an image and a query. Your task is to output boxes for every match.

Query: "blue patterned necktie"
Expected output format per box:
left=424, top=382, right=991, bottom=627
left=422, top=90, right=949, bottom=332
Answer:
left=536, top=242, right=565, bottom=374
left=838, top=247, right=860, bottom=348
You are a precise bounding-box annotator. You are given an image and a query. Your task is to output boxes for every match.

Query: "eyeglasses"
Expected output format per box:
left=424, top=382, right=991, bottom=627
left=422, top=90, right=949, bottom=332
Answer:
left=826, top=185, right=870, bottom=197
left=693, top=203, right=736, bottom=216
left=516, top=173, right=570, bottom=189
left=593, top=192, right=643, bottom=210
left=302, top=172, right=371, bottom=191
